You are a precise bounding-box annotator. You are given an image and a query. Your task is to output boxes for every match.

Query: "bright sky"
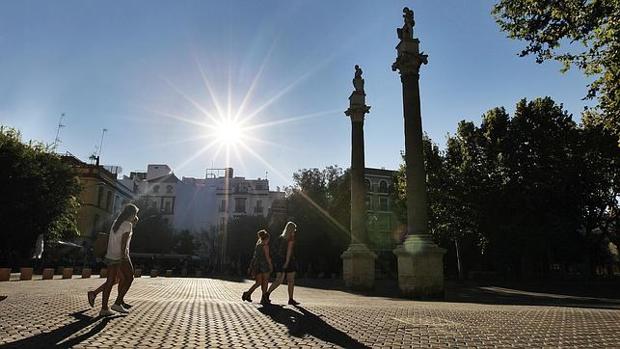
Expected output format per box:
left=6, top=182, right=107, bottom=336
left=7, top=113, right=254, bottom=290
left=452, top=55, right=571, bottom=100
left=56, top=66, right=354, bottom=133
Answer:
left=0, top=1, right=594, bottom=190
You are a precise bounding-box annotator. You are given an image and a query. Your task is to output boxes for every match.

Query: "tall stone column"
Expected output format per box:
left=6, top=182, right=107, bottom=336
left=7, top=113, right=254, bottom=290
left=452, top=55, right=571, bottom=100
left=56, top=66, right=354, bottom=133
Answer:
left=341, top=65, right=376, bottom=290
left=391, top=7, right=446, bottom=298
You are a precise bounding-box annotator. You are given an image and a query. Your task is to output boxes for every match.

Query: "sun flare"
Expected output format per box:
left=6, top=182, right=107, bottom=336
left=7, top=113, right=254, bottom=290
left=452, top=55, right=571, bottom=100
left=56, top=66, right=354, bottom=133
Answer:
left=213, top=119, right=244, bottom=146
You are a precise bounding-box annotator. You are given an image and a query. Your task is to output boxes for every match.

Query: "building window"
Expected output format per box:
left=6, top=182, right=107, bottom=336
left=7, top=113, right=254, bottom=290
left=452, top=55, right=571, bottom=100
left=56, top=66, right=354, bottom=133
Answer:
left=92, top=214, right=100, bottom=235
left=379, top=180, right=388, bottom=193
left=255, top=200, right=263, bottom=214
left=106, top=191, right=112, bottom=211
left=379, top=197, right=389, bottom=211
left=234, top=198, right=246, bottom=213
left=365, top=179, right=371, bottom=192
left=97, top=186, right=104, bottom=207
left=164, top=201, right=171, bottom=214
left=153, top=185, right=160, bottom=194
left=219, top=200, right=226, bottom=212
left=365, top=195, right=371, bottom=209
left=166, top=185, right=173, bottom=194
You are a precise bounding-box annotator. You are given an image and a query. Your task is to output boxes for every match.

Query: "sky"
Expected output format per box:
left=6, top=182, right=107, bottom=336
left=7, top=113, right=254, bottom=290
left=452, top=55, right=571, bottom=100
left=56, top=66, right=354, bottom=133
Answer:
left=0, top=1, right=595, bottom=190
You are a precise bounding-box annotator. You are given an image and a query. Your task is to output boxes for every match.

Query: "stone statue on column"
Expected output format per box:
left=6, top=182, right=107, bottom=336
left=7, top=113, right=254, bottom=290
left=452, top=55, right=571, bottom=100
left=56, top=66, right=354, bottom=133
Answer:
left=391, top=7, right=446, bottom=298
left=341, top=65, right=375, bottom=290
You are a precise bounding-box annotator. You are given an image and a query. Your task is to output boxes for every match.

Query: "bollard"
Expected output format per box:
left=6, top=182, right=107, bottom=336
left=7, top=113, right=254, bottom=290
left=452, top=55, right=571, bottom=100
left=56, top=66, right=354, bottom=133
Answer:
left=0, top=268, right=10, bottom=281
left=81, top=268, right=92, bottom=278
left=134, top=268, right=142, bottom=278
left=42, top=268, right=54, bottom=280
left=165, top=270, right=173, bottom=277
left=20, top=267, right=33, bottom=280
left=100, top=268, right=108, bottom=278
left=62, top=267, right=73, bottom=279
left=150, top=269, right=158, bottom=278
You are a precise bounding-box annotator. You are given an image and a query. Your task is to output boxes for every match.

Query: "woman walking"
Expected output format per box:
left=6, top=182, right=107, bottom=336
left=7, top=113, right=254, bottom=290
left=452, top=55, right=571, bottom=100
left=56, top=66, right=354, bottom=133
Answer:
left=97, top=204, right=138, bottom=316
left=241, top=230, right=273, bottom=305
left=264, top=221, right=298, bottom=305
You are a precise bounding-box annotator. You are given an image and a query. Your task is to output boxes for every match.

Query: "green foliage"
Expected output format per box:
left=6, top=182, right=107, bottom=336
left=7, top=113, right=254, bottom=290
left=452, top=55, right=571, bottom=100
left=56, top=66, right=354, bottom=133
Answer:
left=225, top=215, right=268, bottom=261
left=393, top=97, right=619, bottom=277
left=286, top=166, right=350, bottom=274
left=493, top=0, right=620, bottom=144
left=0, top=126, right=81, bottom=263
left=131, top=198, right=175, bottom=253
left=174, top=230, right=197, bottom=255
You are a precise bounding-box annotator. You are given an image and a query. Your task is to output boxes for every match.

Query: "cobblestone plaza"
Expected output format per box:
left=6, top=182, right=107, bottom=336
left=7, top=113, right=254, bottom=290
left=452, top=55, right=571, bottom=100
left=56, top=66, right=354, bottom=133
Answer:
left=1, top=277, right=620, bottom=348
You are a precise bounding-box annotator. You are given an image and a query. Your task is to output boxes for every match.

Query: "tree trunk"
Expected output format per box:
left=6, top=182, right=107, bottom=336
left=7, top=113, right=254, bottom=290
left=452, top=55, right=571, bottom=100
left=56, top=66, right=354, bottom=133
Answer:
left=455, top=239, right=464, bottom=282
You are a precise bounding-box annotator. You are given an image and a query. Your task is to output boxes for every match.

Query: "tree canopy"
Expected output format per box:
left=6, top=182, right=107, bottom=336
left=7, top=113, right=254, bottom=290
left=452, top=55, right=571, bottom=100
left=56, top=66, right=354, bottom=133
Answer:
left=393, top=97, right=619, bottom=278
left=0, top=126, right=81, bottom=264
left=493, top=0, right=620, bottom=144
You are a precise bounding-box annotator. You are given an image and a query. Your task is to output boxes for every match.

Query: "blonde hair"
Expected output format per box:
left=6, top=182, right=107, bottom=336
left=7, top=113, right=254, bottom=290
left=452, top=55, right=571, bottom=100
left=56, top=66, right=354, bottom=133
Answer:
left=280, top=221, right=297, bottom=241
left=256, top=230, right=270, bottom=245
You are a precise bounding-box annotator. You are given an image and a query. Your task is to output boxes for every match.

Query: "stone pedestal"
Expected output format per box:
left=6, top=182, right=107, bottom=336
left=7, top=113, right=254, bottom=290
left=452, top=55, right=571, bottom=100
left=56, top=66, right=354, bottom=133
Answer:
left=342, top=243, right=376, bottom=290
left=62, top=267, right=73, bottom=279
left=42, top=268, right=54, bottom=280
left=99, top=268, right=108, bottom=278
left=0, top=268, right=10, bottom=281
left=134, top=268, right=142, bottom=278
left=81, top=268, right=92, bottom=279
left=394, top=235, right=445, bottom=298
left=20, top=267, right=33, bottom=280
left=150, top=269, right=159, bottom=278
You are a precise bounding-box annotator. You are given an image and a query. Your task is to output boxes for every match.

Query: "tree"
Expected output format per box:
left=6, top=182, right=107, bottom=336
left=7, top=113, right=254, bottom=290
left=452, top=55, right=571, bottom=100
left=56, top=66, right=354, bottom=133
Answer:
left=131, top=198, right=175, bottom=254
left=225, top=215, right=268, bottom=267
left=392, top=97, right=619, bottom=279
left=286, top=166, right=350, bottom=275
left=0, top=127, right=81, bottom=264
left=173, top=230, right=197, bottom=255
left=493, top=1, right=620, bottom=144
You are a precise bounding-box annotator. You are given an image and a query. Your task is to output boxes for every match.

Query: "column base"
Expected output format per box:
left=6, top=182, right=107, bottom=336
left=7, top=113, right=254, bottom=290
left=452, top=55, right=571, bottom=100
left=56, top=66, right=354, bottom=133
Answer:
left=393, top=235, right=446, bottom=298
left=341, top=243, right=376, bottom=290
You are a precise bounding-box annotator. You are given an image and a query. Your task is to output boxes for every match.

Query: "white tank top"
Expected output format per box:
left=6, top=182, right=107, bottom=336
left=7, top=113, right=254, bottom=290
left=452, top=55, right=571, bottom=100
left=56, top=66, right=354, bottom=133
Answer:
left=105, top=221, right=133, bottom=260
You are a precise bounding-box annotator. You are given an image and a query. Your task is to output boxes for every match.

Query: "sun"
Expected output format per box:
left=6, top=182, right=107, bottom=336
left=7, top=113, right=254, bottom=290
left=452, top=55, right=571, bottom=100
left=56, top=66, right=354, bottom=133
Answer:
left=213, top=119, right=244, bottom=146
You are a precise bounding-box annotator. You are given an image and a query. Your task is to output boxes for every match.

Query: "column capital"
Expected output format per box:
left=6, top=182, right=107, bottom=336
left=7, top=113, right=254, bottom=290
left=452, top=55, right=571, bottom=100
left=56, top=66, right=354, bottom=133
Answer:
left=392, top=49, right=428, bottom=76
left=345, top=104, right=371, bottom=122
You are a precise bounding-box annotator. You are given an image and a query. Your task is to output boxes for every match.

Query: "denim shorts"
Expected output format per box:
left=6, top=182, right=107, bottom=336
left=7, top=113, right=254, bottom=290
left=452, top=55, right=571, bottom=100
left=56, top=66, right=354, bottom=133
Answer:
left=104, top=258, right=122, bottom=266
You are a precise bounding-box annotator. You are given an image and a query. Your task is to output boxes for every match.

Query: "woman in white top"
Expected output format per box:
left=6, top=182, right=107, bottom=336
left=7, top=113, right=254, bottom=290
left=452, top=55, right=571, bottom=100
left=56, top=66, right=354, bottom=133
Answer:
left=99, top=204, right=138, bottom=316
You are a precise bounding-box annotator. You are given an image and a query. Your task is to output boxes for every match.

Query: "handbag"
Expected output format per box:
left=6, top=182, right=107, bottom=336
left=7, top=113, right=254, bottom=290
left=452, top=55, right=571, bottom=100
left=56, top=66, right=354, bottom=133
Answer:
left=93, top=232, right=109, bottom=259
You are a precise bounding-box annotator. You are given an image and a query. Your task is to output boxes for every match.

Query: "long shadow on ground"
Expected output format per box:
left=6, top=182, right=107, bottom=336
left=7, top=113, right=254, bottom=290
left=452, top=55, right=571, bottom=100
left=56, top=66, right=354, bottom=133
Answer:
left=446, top=282, right=620, bottom=310
left=0, top=310, right=122, bottom=349
left=258, top=304, right=371, bottom=349
left=295, top=278, right=620, bottom=310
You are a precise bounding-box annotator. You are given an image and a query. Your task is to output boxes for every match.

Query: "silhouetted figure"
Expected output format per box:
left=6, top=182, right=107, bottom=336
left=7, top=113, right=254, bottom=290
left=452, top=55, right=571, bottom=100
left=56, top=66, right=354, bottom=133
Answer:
left=90, top=204, right=138, bottom=317
left=242, top=230, right=273, bottom=305
left=265, top=221, right=299, bottom=305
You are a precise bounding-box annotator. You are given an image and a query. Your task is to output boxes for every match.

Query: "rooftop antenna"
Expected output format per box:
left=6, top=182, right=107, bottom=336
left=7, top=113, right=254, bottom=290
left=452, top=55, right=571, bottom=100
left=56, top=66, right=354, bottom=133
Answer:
left=97, top=128, right=108, bottom=158
left=265, top=170, right=268, bottom=180
left=53, top=113, right=66, bottom=150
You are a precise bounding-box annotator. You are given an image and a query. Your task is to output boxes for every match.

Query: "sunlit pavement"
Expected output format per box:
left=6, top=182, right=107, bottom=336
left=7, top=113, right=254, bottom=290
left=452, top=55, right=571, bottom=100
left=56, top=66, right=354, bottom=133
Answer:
left=1, top=277, right=620, bottom=348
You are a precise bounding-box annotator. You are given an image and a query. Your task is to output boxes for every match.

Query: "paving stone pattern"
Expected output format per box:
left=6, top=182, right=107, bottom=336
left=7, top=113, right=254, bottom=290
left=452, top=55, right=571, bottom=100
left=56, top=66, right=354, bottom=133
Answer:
left=1, top=278, right=620, bottom=348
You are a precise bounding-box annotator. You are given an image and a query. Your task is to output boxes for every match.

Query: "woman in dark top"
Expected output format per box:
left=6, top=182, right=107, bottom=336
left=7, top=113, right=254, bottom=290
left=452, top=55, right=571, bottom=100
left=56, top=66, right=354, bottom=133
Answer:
left=265, top=221, right=298, bottom=305
left=242, top=230, right=273, bottom=305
